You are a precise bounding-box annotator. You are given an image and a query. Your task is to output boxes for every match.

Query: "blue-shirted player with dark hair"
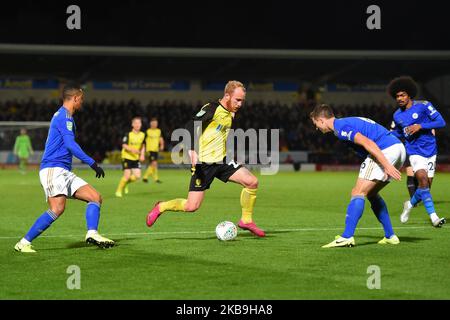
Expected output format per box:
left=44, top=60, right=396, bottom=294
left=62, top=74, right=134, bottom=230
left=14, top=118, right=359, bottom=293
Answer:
left=388, top=76, right=446, bottom=227
left=14, top=83, right=114, bottom=253
left=310, top=104, right=405, bottom=248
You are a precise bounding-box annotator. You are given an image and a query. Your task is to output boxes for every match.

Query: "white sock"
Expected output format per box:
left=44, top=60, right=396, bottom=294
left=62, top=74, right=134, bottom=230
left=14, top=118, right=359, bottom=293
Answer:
left=87, top=230, right=98, bottom=237
left=20, top=238, right=31, bottom=245
left=430, top=213, right=439, bottom=222
left=406, top=201, right=413, bottom=209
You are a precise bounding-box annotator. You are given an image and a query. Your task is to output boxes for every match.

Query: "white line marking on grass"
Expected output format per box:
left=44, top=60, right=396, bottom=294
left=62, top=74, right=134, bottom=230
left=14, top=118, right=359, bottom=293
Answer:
left=0, top=225, right=440, bottom=240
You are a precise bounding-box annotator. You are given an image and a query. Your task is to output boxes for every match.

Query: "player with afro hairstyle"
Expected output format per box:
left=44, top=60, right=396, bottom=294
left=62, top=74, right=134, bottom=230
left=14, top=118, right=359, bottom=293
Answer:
left=388, top=76, right=447, bottom=228
left=387, top=76, right=418, bottom=101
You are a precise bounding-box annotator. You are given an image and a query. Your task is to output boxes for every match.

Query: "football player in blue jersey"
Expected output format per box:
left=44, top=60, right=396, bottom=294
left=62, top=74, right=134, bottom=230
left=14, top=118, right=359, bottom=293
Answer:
left=14, top=83, right=114, bottom=253
left=388, top=76, right=446, bottom=227
left=311, top=104, right=405, bottom=248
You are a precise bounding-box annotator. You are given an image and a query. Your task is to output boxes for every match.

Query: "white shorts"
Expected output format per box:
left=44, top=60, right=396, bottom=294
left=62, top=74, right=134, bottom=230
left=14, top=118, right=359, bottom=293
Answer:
left=39, top=167, right=88, bottom=200
left=409, top=154, right=437, bottom=178
left=359, top=143, right=406, bottom=182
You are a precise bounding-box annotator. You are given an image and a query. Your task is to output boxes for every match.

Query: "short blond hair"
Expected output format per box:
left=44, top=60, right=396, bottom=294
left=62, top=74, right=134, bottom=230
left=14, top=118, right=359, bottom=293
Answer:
left=224, top=80, right=246, bottom=95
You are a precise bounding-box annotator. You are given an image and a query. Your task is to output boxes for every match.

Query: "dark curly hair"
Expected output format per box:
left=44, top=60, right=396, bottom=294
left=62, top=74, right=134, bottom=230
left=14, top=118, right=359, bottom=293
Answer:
left=387, top=76, right=418, bottom=99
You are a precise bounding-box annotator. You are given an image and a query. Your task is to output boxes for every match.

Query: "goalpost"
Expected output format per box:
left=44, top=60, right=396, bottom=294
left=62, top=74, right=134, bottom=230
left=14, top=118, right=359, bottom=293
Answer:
left=0, top=121, right=50, bottom=165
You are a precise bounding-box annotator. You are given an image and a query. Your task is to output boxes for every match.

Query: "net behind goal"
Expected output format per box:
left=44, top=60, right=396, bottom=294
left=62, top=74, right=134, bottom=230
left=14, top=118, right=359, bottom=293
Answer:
left=0, top=121, right=50, bottom=164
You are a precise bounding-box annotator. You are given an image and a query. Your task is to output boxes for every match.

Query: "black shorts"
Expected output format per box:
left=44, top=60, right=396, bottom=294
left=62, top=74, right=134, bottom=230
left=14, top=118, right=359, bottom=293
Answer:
left=148, top=152, right=159, bottom=161
left=122, top=159, right=141, bottom=170
left=189, top=162, right=242, bottom=191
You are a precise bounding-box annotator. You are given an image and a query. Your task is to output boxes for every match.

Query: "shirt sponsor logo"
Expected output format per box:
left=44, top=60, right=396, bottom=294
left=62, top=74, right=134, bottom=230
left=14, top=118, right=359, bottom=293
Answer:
left=341, top=130, right=353, bottom=140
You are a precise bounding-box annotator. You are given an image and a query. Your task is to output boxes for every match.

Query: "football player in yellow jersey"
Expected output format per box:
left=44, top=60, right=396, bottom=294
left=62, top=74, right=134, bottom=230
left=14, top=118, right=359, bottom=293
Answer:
left=146, top=81, right=265, bottom=237
left=143, top=117, right=164, bottom=184
left=115, top=117, right=146, bottom=197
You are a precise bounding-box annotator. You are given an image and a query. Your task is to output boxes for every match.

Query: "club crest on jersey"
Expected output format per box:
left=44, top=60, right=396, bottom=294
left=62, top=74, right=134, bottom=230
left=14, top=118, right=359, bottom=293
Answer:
left=66, top=121, right=73, bottom=131
left=412, top=113, right=418, bottom=119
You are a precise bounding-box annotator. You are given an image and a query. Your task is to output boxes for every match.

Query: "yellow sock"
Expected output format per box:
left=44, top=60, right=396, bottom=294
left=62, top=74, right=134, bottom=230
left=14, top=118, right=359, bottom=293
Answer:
left=159, top=199, right=187, bottom=213
left=129, top=175, right=137, bottom=183
left=240, top=188, right=257, bottom=223
left=143, top=166, right=153, bottom=180
left=152, top=167, right=159, bottom=181
left=116, top=177, right=128, bottom=193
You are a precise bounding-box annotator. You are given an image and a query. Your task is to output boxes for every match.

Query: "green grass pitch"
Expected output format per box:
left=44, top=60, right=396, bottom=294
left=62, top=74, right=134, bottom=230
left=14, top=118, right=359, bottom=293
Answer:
left=1, top=168, right=449, bottom=299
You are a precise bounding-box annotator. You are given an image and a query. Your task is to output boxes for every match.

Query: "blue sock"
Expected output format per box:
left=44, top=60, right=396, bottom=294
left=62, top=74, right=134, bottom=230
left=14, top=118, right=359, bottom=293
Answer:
left=86, top=202, right=101, bottom=231
left=342, top=196, right=365, bottom=238
left=369, top=195, right=394, bottom=238
left=24, top=210, right=58, bottom=242
left=410, top=190, right=421, bottom=207
left=416, top=188, right=436, bottom=215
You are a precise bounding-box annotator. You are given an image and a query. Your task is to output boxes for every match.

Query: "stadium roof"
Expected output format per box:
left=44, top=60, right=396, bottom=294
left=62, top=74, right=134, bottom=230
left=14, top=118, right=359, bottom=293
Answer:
left=1, top=45, right=450, bottom=84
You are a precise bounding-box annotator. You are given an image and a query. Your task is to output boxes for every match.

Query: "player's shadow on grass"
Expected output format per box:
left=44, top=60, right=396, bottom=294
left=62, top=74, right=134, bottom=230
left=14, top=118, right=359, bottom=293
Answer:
left=64, top=238, right=134, bottom=249
left=357, top=235, right=430, bottom=246
left=433, top=200, right=450, bottom=205
left=152, top=235, right=218, bottom=241
left=150, top=233, right=269, bottom=241
left=102, top=191, right=165, bottom=200
left=258, top=230, right=292, bottom=238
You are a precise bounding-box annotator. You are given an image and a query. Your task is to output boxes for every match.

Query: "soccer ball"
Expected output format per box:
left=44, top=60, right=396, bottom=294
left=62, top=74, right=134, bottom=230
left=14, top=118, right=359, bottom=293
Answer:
left=215, top=221, right=237, bottom=241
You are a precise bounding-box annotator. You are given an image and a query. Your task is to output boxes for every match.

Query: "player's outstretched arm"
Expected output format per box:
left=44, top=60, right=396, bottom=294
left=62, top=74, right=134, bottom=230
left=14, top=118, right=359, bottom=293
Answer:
left=159, top=137, right=165, bottom=151
left=122, top=143, right=140, bottom=154
left=63, top=134, right=95, bottom=165
left=188, top=149, right=198, bottom=167
left=420, top=112, right=446, bottom=130
left=406, top=106, right=447, bottom=135
left=62, top=135, right=104, bottom=178
left=13, top=137, right=19, bottom=155
left=354, top=133, right=401, bottom=181
left=27, top=136, right=34, bottom=154
left=139, top=145, right=146, bottom=162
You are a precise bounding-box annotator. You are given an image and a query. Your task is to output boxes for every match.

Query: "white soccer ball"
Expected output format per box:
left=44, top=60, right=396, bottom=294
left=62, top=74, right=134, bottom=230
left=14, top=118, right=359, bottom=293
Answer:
left=215, top=221, right=237, bottom=241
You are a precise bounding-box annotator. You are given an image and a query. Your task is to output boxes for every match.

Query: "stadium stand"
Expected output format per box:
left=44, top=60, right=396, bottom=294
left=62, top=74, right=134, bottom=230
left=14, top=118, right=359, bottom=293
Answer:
left=1, top=98, right=449, bottom=164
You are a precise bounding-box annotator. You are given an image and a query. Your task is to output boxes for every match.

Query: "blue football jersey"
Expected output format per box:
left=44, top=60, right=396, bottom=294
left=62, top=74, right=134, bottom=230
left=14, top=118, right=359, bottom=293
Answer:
left=392, top=100, right=441, bottom=157
left=334, top=117, right=401, bottom=158
left=40, top=106, right=94, bottom=171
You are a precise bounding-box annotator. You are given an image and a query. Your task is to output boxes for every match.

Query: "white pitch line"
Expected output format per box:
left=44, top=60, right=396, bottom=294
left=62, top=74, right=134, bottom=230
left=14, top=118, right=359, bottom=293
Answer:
left=0, top=225, right=440, bottom=240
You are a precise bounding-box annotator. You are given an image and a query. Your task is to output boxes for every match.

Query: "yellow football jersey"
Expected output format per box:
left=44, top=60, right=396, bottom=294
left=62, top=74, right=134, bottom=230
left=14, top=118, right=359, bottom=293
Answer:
left=121, top=131, right=146, bottom=161
left=145, top=128, right=162, bottom=152
left=190, top=101, right=233, bottom=163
